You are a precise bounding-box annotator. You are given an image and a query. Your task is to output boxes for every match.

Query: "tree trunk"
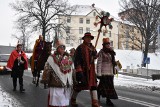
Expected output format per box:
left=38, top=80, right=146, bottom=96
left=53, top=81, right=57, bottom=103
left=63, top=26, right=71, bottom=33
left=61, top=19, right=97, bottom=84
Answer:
left=151, top=37, right=156, bottom=53
left=143, top=41, right=149, bottom=67
left=42, top=27, right=46, bottom=41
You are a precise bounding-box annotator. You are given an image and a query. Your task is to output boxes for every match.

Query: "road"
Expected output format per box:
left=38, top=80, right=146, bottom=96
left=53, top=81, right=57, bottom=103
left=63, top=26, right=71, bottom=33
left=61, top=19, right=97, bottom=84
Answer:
left=0, top=70, right=160, bottom=107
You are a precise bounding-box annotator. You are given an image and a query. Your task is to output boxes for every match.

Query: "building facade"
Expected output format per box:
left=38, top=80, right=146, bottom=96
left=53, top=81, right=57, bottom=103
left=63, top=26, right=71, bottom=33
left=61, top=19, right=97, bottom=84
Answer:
left=58, top=4, right=142, bottom=50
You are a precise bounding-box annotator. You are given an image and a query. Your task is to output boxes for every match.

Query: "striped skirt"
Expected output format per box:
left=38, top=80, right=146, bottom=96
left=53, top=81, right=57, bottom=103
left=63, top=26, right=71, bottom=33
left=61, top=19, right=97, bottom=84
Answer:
left=97, top=75, right=118, bottom=99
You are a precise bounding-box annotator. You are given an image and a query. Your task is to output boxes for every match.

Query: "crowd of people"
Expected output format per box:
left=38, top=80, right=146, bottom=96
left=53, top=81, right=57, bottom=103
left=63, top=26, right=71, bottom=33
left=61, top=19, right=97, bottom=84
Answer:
left=6, top=32, right=121, bottom=107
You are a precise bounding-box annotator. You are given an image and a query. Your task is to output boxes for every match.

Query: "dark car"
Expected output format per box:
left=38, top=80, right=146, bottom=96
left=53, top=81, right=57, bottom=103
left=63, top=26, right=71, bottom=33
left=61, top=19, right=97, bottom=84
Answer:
left=0, top=54, right=11, bottom=74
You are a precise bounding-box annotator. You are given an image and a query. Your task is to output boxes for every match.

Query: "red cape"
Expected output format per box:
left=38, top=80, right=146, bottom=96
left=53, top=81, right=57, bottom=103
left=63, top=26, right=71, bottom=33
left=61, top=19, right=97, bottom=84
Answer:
left=7, top=50, right=28, bottom=70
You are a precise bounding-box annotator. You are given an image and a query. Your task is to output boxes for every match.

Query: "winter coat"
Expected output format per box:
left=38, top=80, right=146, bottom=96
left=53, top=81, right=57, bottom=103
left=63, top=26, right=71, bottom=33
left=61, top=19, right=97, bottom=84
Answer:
left=97, top=49, right=116, bottom=76
left=42, top=55, right=73, bottom=87
left=74, top=42, right=97, bottom=90
left=31, top=39, right=44, bottom=71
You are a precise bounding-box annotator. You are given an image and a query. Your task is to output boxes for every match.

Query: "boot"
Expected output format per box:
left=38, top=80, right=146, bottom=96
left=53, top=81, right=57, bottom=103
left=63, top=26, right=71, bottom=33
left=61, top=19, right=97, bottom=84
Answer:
left=90, top=90, right=100, bottom=107
left=13, top=87, right=16, bottom=91
left=106, top=98, right=114, bottom=106
left=20, top=86, right=25, bottom=93
left=32, top=77, right=36, bottom=84
left=70, top=90, right=79, bottom=107
left=92, top=99, right=100, bottom=107
left=70, top=98, right=78, bottom=107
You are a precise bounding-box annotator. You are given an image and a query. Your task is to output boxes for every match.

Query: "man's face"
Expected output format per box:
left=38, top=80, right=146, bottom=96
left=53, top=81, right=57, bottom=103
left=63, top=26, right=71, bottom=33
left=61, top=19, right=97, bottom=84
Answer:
left=83, top=36, right=92, bottom=43
left=39, top=35, right=43, bottom=41
left=57, top=46, right=65, bottom=55
left=17, top=45, right=22, bottom=52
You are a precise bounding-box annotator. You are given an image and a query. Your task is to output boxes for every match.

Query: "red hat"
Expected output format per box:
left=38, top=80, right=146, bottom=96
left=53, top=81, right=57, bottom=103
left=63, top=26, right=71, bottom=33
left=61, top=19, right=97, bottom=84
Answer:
left=102, top=38, right=110, bottom=45
left=82, top=32, right=94, bottom=40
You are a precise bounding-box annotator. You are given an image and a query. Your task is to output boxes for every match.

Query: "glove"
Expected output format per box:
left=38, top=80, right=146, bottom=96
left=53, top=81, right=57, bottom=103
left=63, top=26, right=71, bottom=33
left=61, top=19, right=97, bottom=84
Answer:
left=97, top=76, right=102, bottom=79
left=92, top=50, right=97, bottom=56
left=76, top=72, right=84, bottom=82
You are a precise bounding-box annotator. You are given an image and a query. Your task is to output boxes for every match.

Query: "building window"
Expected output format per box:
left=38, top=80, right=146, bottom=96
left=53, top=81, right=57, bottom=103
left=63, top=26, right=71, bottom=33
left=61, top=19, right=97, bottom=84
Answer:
left=79, top=18, right=83, bottom=24
left=86, top=27, right=90, bottom=32
left=110, top=41, right=113, bottom=47
left=78, top=37, right=82, bottom=44
left=93, top=12, right=96, bottom=16
left=158, top=25, right=160, bottom=35
left=109, top=31, right=111, bottom=37
left=66, top=37, right=70, bottom=44
left=86, top=19, right=90, bottom=24
left=67, top=17, right=71, bottom=23
left=121, top=25, right=123, bottom=28
left=65, top=26, right=70, bottom=33
left=79, top=27, right=83, bottom=34
left=103, top=31, right=106, bottom=36
left=131, top=27, right=134, bottom=32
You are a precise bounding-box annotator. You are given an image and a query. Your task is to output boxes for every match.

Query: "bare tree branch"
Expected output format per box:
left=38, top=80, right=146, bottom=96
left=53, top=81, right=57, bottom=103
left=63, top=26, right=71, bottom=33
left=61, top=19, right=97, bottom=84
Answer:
left=10, top=0, right=75, bottom=41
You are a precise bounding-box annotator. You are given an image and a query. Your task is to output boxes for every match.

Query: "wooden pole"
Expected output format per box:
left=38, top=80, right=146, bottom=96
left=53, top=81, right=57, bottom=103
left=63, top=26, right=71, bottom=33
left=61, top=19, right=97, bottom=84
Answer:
left=95, top=31, right=101, bottom=48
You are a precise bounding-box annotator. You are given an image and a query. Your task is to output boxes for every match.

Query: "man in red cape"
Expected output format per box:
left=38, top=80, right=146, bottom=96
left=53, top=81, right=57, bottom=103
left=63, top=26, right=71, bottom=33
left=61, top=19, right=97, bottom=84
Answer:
left=7, top=43, right=28, bottom=92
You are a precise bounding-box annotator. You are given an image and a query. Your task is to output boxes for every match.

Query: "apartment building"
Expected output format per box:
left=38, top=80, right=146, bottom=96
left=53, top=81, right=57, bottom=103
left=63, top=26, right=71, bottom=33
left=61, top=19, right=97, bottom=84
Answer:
left=58, top=4, right=142, bottom=50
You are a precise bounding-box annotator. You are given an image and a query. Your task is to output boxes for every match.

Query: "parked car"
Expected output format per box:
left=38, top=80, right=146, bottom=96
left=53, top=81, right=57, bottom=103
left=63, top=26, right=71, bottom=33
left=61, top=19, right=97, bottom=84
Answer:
left=0, top=54, right=11, bottom=74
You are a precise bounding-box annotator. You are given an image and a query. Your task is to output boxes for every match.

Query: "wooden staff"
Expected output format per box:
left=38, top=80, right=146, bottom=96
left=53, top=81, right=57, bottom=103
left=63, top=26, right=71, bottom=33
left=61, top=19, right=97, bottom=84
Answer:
left=94, top=30, right=101, bottom=48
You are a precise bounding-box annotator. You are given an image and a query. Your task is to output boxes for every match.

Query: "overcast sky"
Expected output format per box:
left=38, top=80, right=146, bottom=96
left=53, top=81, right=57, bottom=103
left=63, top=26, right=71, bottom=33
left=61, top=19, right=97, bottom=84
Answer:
left=0, top=0, right=120, bottom=47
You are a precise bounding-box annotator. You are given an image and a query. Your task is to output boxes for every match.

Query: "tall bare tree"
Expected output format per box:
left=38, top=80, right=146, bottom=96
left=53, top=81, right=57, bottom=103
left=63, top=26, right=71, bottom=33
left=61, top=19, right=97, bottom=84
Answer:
left=10, top=0, right=75, bottom=41
left=119, top=0, right=160, bottom=66
left=12, top=19, right=32, bottom=51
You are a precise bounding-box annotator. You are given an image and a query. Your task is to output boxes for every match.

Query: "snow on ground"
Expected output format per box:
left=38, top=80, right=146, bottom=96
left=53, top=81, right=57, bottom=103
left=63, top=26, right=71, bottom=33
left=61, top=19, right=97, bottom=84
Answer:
left=0, top=73, right=160, bottom=106
left=114, top=74, right=160, bottom=92
left=0, top=86, right=22, bottom=107
left=1, top=50, right=160, bottom=106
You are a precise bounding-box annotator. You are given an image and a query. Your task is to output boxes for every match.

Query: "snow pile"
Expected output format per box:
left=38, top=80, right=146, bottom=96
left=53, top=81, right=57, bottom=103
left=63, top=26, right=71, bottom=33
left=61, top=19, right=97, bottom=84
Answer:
left=0, top=86, right=22, bottom=107
left=115, top=50, right=160, bottom=70
left=115, top=74, right=160, bottom=92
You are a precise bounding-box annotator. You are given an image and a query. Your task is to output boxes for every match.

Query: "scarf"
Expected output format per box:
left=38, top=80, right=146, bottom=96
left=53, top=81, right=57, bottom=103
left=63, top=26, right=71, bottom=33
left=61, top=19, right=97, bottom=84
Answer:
left=52, top=52, right=72, bottom=74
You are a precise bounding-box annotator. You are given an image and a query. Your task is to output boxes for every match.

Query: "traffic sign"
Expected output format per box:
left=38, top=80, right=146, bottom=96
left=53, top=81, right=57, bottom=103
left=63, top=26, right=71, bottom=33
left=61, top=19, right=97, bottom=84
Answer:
left=145, top=57, right=150, bottom=64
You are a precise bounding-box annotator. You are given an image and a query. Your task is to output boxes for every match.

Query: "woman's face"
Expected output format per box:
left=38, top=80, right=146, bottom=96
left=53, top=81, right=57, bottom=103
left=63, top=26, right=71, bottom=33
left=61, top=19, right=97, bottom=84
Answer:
left=104, top=43, right=110, bottom=48
left=57, top=46, right=65, bottom=55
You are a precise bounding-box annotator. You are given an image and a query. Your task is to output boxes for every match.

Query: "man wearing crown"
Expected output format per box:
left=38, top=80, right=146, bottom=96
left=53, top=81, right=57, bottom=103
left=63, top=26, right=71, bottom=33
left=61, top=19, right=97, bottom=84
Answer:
left=70, top=32, right=100, bottom=107
left=31, top=35, right=45, bottom=83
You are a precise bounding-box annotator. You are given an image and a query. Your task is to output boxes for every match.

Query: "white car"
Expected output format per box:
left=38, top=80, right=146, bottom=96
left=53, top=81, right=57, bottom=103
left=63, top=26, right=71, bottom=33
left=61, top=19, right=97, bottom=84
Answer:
left=0, top=54, right=11, bottom=74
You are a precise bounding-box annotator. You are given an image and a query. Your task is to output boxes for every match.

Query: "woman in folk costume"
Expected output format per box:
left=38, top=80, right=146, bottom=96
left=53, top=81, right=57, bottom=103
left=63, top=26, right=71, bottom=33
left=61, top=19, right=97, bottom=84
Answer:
left=7, top=43, right=28, bottom=92
left=71, top=32, right=100, bottom=107
left=31, top=35, right=45, bottom=83
left=41, top=40, right=73, bottom=107
left=97, top=38, right=118, bottom=106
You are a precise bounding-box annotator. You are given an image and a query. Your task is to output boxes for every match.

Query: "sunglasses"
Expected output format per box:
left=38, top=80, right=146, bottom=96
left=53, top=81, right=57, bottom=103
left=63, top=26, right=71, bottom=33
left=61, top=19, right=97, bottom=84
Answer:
left=103, top=43, right=110, bottom=45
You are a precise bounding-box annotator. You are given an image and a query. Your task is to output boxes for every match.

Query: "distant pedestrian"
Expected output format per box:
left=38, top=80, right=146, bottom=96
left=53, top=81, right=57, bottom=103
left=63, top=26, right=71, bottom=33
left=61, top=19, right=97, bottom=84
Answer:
left=7, top=42, right=28, bottom=92
left=69, top=48, right=76, bottom=62
left=97, top=38, right=118, bottom=106
left=41, top=40, right=73, bottom=107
